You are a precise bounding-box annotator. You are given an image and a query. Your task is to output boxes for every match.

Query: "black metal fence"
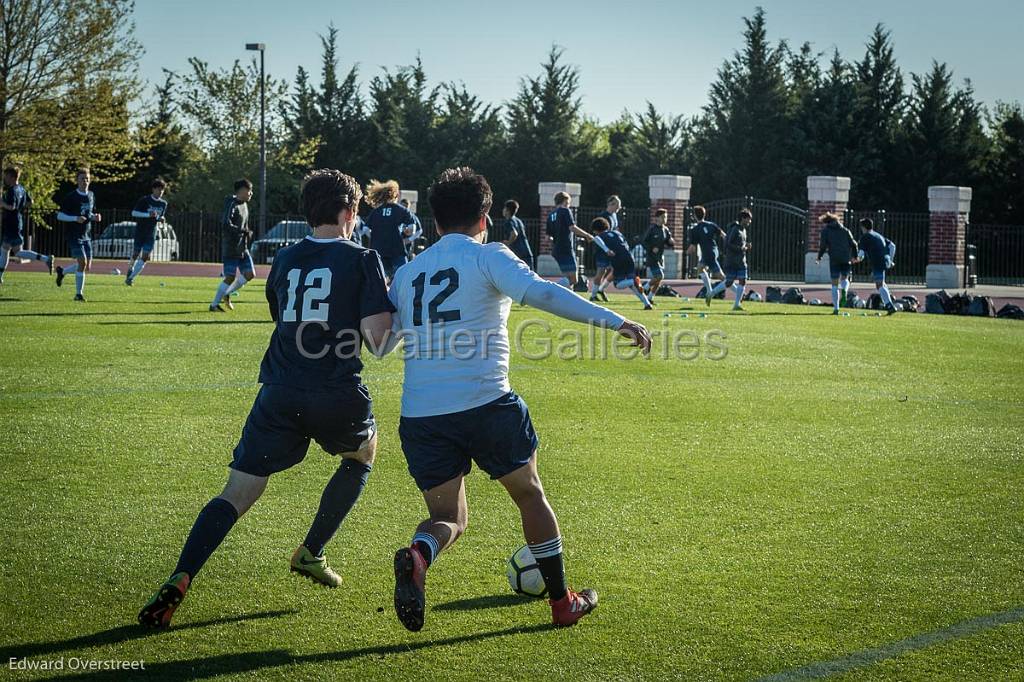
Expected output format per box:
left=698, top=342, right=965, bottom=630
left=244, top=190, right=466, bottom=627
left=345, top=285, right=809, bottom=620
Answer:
left=966, top=223, right=1024, bottom=286
left=844, top=209, right=931, bottom=285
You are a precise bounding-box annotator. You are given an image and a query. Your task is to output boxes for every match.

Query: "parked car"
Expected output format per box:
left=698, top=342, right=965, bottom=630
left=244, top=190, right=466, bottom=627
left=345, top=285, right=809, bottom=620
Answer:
left=250, top=220, right=311, bottom=264
left=92, top=221, right=179, bottom=261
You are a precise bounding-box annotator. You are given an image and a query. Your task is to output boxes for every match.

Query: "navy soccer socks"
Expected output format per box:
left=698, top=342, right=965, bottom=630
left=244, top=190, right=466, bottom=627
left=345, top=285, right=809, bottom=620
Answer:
left=173, top=497, right=239, bottom=579
left=302, top=459, right=372, bottom=557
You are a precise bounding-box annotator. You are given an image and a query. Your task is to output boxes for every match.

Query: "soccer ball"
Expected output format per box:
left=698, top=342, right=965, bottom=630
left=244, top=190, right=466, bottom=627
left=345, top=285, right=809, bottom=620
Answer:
left=506, top=545, right=547, bottom=598
left=809, top=298, right=822, bottom=306
left=748, top=291, right=762, bottom=302
left=855, top=299, right=867, bottom=309
left=111, top=267, right=121, bottom=276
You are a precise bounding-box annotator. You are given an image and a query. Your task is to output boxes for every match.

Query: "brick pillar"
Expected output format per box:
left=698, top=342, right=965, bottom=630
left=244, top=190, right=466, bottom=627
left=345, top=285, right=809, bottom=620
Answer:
left=926, top=186, right=971, bottom=288
left=648, top=175, right=691, bottom=278
left=399, top=190, right=418, bottom=213
left=805, top=176, right=850, bottom=283
left=536, top=181, right=581, bottom=276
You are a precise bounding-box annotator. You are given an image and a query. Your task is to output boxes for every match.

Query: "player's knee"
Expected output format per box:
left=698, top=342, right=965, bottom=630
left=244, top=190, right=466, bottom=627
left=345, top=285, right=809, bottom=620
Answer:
left=344, top=434, right=377, bottom=466
left=738, top=278, right=746, bottom=286
left=141, top=254, right=150, bottom=262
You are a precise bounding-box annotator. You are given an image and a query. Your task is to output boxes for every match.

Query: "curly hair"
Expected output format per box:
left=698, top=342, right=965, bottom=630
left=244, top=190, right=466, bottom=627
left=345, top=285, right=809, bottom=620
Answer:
left=365, top=179, right=400, bottom=208
left=428, top=167, right=493, bottom=232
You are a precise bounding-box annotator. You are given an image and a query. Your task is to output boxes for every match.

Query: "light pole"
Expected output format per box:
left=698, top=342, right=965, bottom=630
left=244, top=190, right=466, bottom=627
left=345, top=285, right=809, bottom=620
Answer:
left=245, top=42, right=266, bottom=237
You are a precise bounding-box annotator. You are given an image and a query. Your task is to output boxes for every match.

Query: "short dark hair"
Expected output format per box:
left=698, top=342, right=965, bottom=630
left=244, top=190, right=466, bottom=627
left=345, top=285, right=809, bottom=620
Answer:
left=151, top=177, right=166, bottom=189
left=693, top=205, right=706, bottom=220
left=655, top=208, right=668, bottom=217
left=591, top=217, right=610, bottom=233
left=301, top=169, right=362, bottom=227
left=399, top=198, right=410, bottom=207
left=860, top=218, right=874, bottom=230
left=554, top=191, right=570, bottom=205
left=76, top=167, right=90, bottom=178
left=738, top=208, right=752, bottom=220
left=234, top=178, right=253, bottom=191
left=3, top=165, right=20, bottom=180
left=504, top=199, right=519, bottom=215
left=428, top=167, right=493, bottom=232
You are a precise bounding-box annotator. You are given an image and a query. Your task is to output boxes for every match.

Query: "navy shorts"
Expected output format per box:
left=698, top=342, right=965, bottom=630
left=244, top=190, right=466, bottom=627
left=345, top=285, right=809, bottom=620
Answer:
left=223, top=252, right=255, bottom=276
left=2, top=233, right=23, bottom=249
left=647, top=263, right=665, bottom=279
left=872, top=269, right=886, bottom=283
left=231, top=383, right=375, bottom=477
left=701, top=254, right=722, bottom=273
left=725, top=267, right=748, bottom=282
left=554, top=253, right=577, bottom=274
left=68, top=239, right=92, bottom=260
left=134, top=232, right=156, bottom=254
left=383, top=254, right=409, bottom=279
left=595, top=252, right=611, bottom=269
left=399, top=391, right=539, bottom=491
left=830, top=262, right=851, bottom=279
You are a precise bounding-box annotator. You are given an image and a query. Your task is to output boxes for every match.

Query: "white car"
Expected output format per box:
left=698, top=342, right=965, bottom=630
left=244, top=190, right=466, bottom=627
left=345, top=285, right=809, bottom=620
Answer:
left=250, top=220, right=312, bottom=264
left=92, top=221, right=179, bottom=261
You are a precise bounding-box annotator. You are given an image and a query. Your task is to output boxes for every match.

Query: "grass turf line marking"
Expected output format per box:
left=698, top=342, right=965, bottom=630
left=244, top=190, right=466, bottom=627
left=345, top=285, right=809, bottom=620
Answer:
left=757, top=606, right=1024, bottom=681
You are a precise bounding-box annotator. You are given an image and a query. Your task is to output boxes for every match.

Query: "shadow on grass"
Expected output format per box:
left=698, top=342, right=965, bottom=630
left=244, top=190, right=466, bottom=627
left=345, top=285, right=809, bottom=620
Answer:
left=0, top=310, right=199, bottom=318
left=98, top=319, right=269, bottom=326
left=36, top=623, right=556, bottom=681
left=433, top=593, right=539, bottom=611
left=0, top=609, right=296, bottom=662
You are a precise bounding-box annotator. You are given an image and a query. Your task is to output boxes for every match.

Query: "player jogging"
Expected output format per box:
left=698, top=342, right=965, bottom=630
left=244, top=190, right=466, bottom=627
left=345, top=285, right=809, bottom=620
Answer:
left=399, top=197, right=423, bottom=260
left=365, top=179, right=417, bottom=281
left=855, top=218, right=898, bottom=315
left=641, top=208, right=674, bottom=300
left=687, top=205, right=725, bottom=301
left=707, top=208, right=752, bottom=311
left=815, top=212, right=858, bottom=314
left=1, top=165, right=52, bottom=284
left=592, top=217, right=652, bottom=309
left=139, top=169, right=394, bottom=628
left=590, top=195, right=622, bottom=300
left=385, top=167, right=651, bottom=631
left=210, top=179, right=255, bottom=312
left=546, top=191, right=599, bottom=289
left=125, top=178, right=169, bottom=286
left=499, top=199, right=535, bottom=270
left=54, top=168, right=102, bottom=301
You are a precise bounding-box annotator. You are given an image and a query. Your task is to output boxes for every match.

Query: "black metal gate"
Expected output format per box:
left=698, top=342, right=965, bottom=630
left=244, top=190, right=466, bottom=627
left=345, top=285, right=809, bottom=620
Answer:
left=844, top=209, right=930, bottom=285
left=686, top=197, right=807, bottom=281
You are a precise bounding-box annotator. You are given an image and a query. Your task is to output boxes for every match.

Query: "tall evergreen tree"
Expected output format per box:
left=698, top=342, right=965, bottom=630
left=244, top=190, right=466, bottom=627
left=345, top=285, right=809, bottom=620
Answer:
left=979, top=103, right=1024, bottom=222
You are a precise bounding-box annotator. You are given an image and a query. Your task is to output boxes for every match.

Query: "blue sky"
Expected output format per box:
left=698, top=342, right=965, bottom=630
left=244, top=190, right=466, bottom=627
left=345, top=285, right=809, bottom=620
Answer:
left=133, top=0, right=1023, bottom=122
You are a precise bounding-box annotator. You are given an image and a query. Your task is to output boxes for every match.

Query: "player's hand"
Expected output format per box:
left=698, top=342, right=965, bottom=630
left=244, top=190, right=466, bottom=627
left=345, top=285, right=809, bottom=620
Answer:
left=93, top=213, right=102, bottom=222
left=76, top=216, right=87, bottom=223
left=617, top=320, right=652, bottom=356
left=150, top=210, right=158, bottom=217
left=815, top=257, right=821, bottom=264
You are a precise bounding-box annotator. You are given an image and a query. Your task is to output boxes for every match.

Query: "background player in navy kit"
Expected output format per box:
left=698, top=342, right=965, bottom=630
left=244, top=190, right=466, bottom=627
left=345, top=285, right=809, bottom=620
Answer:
left=499, top=199, right=535, bottom=270
left=210, top=179, right=255, bottom=311
left=815, top=212, right=859, bottom=314
left=591, top=195, right=622, bottom=300
left=399, top=197, right=423, bottom=260
left=1, top=166, right=52, bottom=284
left=547, top=191, right=600, bottom=289
left=125, top=178, right=169, bottom=286
left=686, top=205, right=725, bottom=299
left=708, top=209, right=752, bottom=310
left=139, top=169, right=395, bottom=628
left=592, top=217, right=651, bottom=309
left=54, top=168, right=102, bottom=301
left=641, top=208, right=674, bottom=300
left=365, top=179, right=417, bottom=280
left=855, top=217, right=898, bottom=315
left=387, top=167, right=651, bottom=632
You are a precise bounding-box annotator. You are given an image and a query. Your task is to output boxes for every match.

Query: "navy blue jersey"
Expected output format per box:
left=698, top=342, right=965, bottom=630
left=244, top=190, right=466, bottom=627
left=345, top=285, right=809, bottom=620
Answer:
left=2, top=183, right=28, bottom=239
left=547, top=206, right=575, bottom=257
left=597, top=229, right=635, bottom=277
left=259, top=237, right=395, bottom=389
left=817, top=220, right=858, bottom=264
left=59, top=190, right=96, bottom=241
left=722, top=222, right=748, bottom=270
left=598, top=210, right=619, bottom=233
left=858, top=231, right=891, bottom=270
left=366, top=203, right=415, bottom=259
left=220, top=195, right=250, bottom=259
left=501, top=216, right=533, bottom=260
left=132, top=194, right=168, bottom=239
left=690, top=220, right=721, bottom=257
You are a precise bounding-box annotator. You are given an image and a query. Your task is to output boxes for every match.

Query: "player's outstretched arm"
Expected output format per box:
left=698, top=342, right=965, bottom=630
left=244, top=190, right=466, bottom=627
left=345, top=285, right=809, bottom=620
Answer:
left=522, top=280, right=651, bottom=354
left=569, top=224, right=595, bottom=241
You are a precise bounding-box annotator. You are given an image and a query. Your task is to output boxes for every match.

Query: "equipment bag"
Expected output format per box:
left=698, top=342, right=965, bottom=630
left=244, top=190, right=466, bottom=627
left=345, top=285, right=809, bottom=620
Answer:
left=765, top=286, right=783, bottom=303
left=782, top=287, right=805, bottom=305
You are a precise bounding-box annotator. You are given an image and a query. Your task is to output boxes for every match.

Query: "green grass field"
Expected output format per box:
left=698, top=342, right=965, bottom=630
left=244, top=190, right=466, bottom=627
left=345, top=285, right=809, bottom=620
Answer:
left=1, top=271, right=1022, bottom=681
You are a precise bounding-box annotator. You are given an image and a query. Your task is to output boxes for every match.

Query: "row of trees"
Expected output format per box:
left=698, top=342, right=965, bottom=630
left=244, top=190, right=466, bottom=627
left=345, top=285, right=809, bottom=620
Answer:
left=2, top=3, right=1021, bottom=224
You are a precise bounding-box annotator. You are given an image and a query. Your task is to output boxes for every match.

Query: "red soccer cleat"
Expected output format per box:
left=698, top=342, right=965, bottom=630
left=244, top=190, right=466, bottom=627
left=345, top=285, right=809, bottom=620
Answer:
left=394, top=546, right=427, bottom=631
left=138, top=572, right=191, bottom=628
left=550, top=588, right=598, bottom=627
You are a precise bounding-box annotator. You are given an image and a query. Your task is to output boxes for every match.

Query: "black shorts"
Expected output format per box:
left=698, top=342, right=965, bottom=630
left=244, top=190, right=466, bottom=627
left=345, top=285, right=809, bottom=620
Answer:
left=398, top=391, right=539, bottom=491
left=230, top=383, right=375, bottom=477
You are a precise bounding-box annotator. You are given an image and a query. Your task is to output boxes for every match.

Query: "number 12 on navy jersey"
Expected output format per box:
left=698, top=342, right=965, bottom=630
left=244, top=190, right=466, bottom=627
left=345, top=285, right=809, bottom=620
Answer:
left=282, top=267, right=332, bottom=322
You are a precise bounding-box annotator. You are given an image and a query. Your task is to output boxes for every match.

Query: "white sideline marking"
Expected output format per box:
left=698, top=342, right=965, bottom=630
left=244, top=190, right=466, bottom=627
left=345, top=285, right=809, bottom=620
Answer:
left=757, top=606, right=1024, bottom=681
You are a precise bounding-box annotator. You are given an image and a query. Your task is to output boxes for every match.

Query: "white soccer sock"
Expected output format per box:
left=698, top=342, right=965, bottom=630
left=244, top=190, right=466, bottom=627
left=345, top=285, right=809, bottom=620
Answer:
left=62, top=263, right=78, bottom=275
left=700, top=270, right=712, bottom=293
left=75, top=271, right=85, bottom=295
left=879, top=286, right=893, bottom=306
left=733, top=282, right=745, bottom=307
left=130, top=259, right=146, bottom=279
left=831, top=285, right=840, bottom=310
left=0, top=249, right=9, bottom=270
left=212, top=281, right=229, bottom=307
left=589, top=278, right=598, bottom=296
left=631, top=284, right=650, bottom=305
left=224, top=273, right=249, bottom=297
left=598, top=278, right=610, bottom=292
left=16, top=250, right=46, bottom=263
left=710, top=280, right=727, bottom=296
left=840, top=278, right=850, bottom=294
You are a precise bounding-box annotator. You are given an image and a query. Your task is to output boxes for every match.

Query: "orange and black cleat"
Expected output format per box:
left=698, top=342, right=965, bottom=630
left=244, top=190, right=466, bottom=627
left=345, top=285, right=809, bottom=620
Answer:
left=550, top=588, right=598, bottom=627
left=138, top=572, right=191, bottom=628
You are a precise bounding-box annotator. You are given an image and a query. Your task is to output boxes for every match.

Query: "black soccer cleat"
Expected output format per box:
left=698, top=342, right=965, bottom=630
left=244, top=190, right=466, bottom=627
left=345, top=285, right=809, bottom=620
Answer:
left=394, top=547, right=427, bottom=632
left=74, top=294, right=85, bottom=302
left=598, top=291, right=608, bottom=302
left=886, top=304, right=897, bottom=316
left=55, top=266, right=65, bottom=287
left=209, top=304, right=225, bottom=312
